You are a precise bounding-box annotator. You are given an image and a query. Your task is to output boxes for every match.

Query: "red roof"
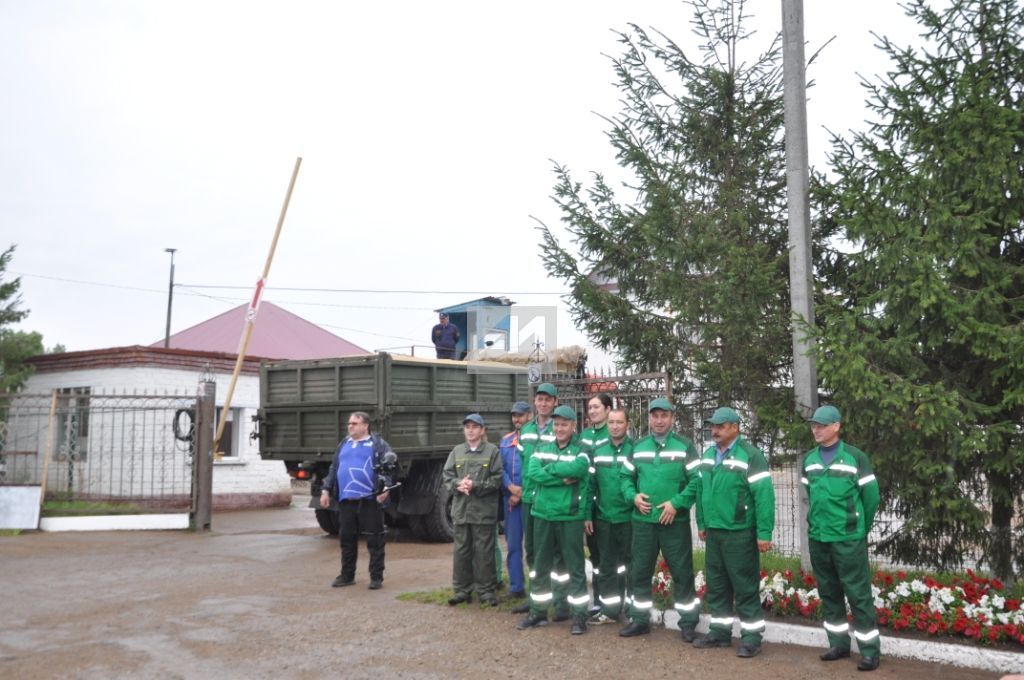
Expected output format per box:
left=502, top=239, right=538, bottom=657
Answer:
left=151, top=302, right=366, bottom=360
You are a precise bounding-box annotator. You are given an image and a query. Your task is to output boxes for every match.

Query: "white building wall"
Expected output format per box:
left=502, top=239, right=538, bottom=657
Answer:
left=21, top=366, right=291, bottom=506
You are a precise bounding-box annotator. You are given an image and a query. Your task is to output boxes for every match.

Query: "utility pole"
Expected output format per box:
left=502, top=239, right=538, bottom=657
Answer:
left=164, top=248, right=176, bottom=349
left=782, top=0, right=817, bottom=571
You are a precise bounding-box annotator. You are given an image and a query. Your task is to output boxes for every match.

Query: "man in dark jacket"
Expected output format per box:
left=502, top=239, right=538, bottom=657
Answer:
left=443, top=414, right=504, bottom=607
left=320, top=411, right=395, bottom=590
left=431, top=312, right=460, bottom=359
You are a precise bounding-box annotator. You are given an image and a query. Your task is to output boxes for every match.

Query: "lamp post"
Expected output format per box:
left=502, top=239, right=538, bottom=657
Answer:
left=164, top=248, right=176, bottom=348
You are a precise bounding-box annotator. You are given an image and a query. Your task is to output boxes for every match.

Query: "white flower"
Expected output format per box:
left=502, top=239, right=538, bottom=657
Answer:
left=910, top=579, right=929, bottom=594
left=874, top=596, right=885, bottom=609
left=894, top=582, right=911, bottom=598
left=991, top=594, right=1005, bottom=609
left=871, top=584, right=881, bottom=598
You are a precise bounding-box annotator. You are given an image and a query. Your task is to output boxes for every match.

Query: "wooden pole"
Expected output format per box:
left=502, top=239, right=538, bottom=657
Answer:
left=39, top=390, right=58, bottom=508
left=213, top=156, right=302, bottom=455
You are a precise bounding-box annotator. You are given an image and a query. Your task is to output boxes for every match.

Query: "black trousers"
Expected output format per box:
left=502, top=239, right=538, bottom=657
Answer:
left=338, top=499, right=386, bottom=581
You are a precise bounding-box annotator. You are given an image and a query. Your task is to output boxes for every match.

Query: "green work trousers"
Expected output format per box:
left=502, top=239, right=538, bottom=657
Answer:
left=522, top=501, right=535, bottom=570
left=595, top=519, right=631, bottom=618
left=628, top=520, right=699, bottom=628
left=705, top=527, right=765, bottom=645
left=452, top=522, right=497, bottom=599
left=810, top=537, right=880, bottom=658
left=528, top=518, right=588, bottom=617
left=494, top=525, right=504, bottom=585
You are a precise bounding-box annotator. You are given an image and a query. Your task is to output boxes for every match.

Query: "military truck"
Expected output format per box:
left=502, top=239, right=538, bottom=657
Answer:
left=255, top=352, right=529, bottom=541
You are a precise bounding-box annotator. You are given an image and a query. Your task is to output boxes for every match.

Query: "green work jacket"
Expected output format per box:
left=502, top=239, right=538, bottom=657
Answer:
left=695, top=436, right=775, bottom=541
left=585, top=428, right=633, bottom=524
left=518, top=418, right=554, bottom=504
left=801, top=441, right=880, bottom=542
left=527, top=436, right=589, bottom=522
left=620, top=432, right=701, bottom=525
left=442, top=441, right=503, bottom=525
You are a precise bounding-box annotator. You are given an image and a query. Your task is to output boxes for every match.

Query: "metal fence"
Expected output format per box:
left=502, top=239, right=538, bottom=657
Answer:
left=0, top=391, right=197, bottom=508
left=546, top=371, right=889, bottom=569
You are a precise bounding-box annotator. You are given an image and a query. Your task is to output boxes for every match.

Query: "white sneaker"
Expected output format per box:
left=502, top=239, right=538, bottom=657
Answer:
left=589, top=613, right=616, bottom=625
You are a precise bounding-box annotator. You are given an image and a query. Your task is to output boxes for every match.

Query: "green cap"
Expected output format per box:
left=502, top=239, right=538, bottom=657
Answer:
left=809, top=405, right=841, bottom=425
left=648, top=397, right=674, bottom=412
left=705, top=407, right=740, bottom=425
left=536, top=383, right=558, bottom=397
left=552, top=405, right=576, bottom=420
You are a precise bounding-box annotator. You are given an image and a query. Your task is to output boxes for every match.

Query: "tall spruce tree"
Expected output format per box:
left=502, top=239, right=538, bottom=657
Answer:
left=813, top=0, right=1024, bottom=578
left=538, top=0, right=800, bottom=446
left=0, top=245, right=44, bottom=392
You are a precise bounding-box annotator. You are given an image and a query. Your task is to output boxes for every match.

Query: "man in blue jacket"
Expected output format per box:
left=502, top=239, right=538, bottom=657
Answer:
left=501, top=401, right=532, bottom=600
left=320, top=411, right=395, bottom=590
left=431, top=312, right=460, bottom=359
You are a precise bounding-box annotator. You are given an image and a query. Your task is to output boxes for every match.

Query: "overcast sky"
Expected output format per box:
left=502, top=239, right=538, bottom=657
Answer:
left=1, top=0, right=933, bottom=368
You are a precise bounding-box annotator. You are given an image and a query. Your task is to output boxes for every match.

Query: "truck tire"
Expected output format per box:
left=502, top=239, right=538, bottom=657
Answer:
left=315, top=508, right=340, bottom=535
left=418, top=486, right=454, bottom=542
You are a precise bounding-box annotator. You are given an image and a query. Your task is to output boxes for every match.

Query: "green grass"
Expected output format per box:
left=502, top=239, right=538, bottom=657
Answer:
left=42, top=499, right=152, bottom=517
left=0, top=529, right=22, bottom=536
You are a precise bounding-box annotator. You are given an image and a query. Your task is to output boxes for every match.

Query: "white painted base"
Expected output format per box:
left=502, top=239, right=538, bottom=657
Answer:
left=661, top=610, right=1024, bottom=674
left=39, top=513, right=190, bottom=532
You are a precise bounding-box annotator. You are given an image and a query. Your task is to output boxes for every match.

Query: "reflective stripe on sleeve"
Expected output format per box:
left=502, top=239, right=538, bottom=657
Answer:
left=622, top=460, right=635, bottom=471
left=831, top=463, right=858, bottom=475
left=801, top=477, right=809, bottom=485
left=858, top=474, right=877, bottom=486
left=747, top=471, right=771, bottom=484
left=723, top=459, right=749, bottom=470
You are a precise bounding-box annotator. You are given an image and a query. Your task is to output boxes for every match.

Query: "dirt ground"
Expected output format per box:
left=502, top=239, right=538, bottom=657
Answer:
left=0, top=501, right=1010, bottom=680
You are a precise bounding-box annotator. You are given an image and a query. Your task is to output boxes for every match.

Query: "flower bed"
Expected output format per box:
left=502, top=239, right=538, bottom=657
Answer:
left=651, top=558, right=1024, bottom=647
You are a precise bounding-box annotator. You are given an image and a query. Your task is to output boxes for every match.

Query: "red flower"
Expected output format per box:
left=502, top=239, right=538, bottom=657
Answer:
left=759, top=569, right=768, bottom=579
left=894, top=617, right=910, bottom=631
left=897, top=570, right=907, bottom=581
left=992, top=579, right=1004, bottom=591
left=953, top=618, right=968, bottom=633
left=803, top=573, right=817, bottom=588
left=927, top=623, right=939, bottom=635
left=988, top=628, right=1000, bottom=642
left=1006, top=599, right=1020, bottom=612
left=878, top=615, right=889, bottom=626
left=884, top=573, right=894, bottom=586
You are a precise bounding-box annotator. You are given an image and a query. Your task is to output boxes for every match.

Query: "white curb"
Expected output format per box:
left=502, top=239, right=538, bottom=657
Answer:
left=662, top=610, right=1024, bottom=674
left=39, top=514, right=190, bottom=532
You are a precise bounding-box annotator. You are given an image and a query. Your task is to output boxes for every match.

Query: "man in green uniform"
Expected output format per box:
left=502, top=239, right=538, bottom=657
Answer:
left=517, top=405, right=591, bottom=635
left=510, top=382, right=558, bottom=615
left=579, top=392, right=612, bottom=619
left=802, top=405, right=881, bottom=672
left=443, top=414, right=504, bottom=607
left=694, top=406, right=775, bottom=658
left=581, top=396, right=633, bottom=624
left=618, top=398, right=702, bottom=641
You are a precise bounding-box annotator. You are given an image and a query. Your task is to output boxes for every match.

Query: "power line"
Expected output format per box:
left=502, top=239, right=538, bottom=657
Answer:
left=177, top=284, right=567, bottom=295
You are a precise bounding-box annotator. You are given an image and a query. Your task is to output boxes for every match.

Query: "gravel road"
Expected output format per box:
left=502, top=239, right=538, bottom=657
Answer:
left=0, top=504, right=1006, bottom=680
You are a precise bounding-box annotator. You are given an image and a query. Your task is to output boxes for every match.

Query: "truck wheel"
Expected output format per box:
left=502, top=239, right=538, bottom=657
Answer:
left=315, top=508, right=340, bottom=535
left=418, top=486, right=454, bottom=542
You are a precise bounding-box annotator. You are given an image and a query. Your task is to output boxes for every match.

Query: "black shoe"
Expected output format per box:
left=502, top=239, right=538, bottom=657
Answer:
left=479, top=597, right=498, bottom=608
left=331, top=575, right=355, bottom=587
left=820, top=647, right=851, bottom=661
left=679, top=627, right=698, bottom=643
left=368, top=579, right=383, bottom=590
left=552, top=606, right=570, bottom=622
left=510, top=602, right=531, bottom=614
left=857, top=656, right=880, bottom=672
left=516, top=613, right=548, bottom=630
left=736, top=644, right=761, bottom=658
left=448, top=593, right=472, bottom=606
left=507, top=590, right=527, bottom=600
left=693, top=636, right=731, bottom=649
left=618, top=621, right=651, bottom=637
left=571, top=615, right=588, bottom=635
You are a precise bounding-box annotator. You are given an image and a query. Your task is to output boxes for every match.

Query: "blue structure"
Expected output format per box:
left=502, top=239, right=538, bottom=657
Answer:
left=435, top=296, right=514, bottom=360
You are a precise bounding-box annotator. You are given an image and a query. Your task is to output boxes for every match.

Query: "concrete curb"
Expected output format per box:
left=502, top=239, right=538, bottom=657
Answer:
left=662, top=610, right=1024, bottom=674
left=39, top=514, right=190, bottom=532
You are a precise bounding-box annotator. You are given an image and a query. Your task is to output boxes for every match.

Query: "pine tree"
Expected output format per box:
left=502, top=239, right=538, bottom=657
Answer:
left=0, top=245, right=44, bottom=392
left=538, top=0, right=801, bottom=445
left=814, top=0, right=1024, bottom=578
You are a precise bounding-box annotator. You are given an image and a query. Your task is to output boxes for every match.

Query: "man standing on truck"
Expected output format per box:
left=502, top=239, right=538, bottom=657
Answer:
left=431, top=312, right=460, bottom=359
left=501, top=400, right=532, bottom=601
left=320, top=411, right=395, bottom=590
left=516, top=404, right=591, bottom=635
left=444, top=414, right=504, bottom=607
left=510, top=382, right=558, bottom=615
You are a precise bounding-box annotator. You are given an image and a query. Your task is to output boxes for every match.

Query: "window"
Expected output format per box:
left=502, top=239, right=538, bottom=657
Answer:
left=214, top=407, right=242, bottom=458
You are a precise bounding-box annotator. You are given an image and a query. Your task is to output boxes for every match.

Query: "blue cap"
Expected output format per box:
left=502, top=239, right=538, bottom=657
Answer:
left=510, top=401, right=531, bottom=414
left=463, top=413, right=486, bottom=427
left=705, top=407, right=740, bottom=425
